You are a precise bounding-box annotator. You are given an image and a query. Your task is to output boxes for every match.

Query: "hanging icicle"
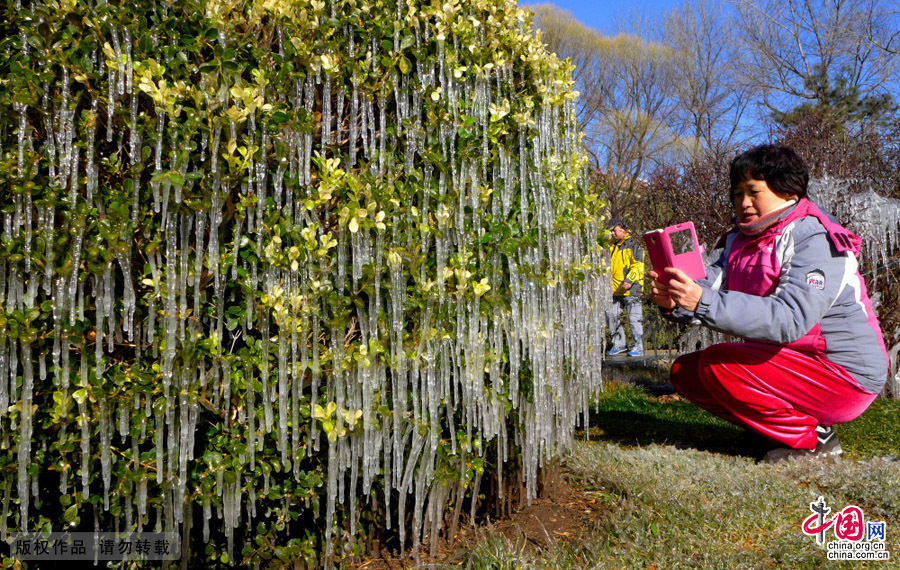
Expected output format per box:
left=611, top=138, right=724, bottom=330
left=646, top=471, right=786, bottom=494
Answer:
left=0, top=1, right=620, bottom=566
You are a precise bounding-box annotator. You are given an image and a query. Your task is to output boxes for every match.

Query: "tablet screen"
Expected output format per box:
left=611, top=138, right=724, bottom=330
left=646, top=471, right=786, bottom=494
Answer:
left=670, top=229, right=696, bottom=255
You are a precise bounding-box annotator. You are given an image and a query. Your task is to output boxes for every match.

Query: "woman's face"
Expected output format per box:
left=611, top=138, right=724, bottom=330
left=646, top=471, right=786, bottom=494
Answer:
left=733, top=178, right=792, bottom=224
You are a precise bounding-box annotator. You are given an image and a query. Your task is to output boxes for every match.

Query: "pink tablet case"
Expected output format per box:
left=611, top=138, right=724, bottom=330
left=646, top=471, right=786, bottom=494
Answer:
left=643, top=221, right=707, bottom=285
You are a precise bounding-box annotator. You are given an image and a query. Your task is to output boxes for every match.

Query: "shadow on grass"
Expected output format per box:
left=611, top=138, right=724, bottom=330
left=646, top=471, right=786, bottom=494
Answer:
left=584, top=409, right=773, bottom=459
left=588, top=378, right=900, bottom=461
left=582, top=382, right=774, bottom=459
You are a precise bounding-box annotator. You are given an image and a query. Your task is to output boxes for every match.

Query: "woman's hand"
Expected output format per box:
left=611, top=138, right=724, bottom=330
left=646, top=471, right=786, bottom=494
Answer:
left=648, top=270, right=676, bottom=309
left=649, top=268, right=703, bottom=312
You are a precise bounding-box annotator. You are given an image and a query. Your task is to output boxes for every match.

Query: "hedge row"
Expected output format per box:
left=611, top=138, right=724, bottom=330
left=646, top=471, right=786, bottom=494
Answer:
left=0, top=0, right=607, bottom=565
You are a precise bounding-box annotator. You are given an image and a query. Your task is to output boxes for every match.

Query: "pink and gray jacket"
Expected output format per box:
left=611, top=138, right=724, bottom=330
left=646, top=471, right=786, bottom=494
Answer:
left=669, top=198, right=889, bottom=394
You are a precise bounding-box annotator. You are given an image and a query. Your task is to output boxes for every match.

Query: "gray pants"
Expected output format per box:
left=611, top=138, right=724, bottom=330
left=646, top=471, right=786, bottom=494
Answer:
left=606, top=296, right=643, bottom=351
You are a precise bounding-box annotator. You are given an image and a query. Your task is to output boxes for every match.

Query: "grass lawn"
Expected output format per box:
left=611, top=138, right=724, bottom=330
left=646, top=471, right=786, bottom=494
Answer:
left=455, top=380, right=900, bottom=569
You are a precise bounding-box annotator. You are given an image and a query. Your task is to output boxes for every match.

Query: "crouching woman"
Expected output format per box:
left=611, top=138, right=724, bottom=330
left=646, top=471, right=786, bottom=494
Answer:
left=651, top=144, right=888, bottom=463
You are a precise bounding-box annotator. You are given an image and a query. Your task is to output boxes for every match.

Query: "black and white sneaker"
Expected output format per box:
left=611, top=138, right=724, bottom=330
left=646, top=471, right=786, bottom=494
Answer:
left=761, top=426, right=843, bottom=464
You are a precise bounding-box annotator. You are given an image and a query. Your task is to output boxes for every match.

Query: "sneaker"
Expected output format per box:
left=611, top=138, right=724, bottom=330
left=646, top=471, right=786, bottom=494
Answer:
left=761, top=426, right=843, bottom=464
left=607, top=346, right=627, bottom=356
left=627, top=348, right=644, bottom=357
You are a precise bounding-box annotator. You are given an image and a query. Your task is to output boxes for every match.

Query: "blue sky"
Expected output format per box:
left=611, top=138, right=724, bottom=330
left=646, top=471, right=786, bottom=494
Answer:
left=522, top=0, right=686, bottom=32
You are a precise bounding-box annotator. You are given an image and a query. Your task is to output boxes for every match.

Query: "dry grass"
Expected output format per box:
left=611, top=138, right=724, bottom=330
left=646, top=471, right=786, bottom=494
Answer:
left=449, top=382, right=900, bottom=569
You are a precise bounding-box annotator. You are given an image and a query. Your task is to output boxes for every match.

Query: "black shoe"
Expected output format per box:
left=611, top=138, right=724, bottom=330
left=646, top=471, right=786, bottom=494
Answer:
left=761, top=426, right=843, bottom=464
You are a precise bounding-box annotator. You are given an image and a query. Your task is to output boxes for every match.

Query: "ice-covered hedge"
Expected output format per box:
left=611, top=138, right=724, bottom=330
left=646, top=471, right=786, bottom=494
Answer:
left=0, top=0, right=606, bottom=565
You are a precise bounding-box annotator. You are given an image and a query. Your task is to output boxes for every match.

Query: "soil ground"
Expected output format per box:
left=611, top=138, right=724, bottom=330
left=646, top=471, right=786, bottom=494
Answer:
left=349, top=358, right=670, bottom=569
left=348, top=471, right=600, bottom=569
left=347, top=355, right=789, bottom=568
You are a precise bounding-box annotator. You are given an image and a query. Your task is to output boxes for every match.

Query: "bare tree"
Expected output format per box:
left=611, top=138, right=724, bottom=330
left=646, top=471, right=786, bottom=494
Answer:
left=732, top=0, right=899, bottom=122
left=528, top=1, right=760, bottom=195
left=855, top=1, right=900, bottom=56
left=528, top=4, right=684, bottom=191
left=528, top=4, right=610, bottom=133
left=663, top=0, right=751, bottom=156
left=591, top=33, right=682, bottom=192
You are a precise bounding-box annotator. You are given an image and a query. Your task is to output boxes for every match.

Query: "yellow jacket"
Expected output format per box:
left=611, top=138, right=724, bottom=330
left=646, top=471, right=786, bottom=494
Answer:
left=610, top=233, right=645, bottom=297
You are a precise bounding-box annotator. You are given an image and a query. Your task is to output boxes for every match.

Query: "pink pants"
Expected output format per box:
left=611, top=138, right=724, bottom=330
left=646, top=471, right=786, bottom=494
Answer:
left=671, top=342, right=877, bottom=449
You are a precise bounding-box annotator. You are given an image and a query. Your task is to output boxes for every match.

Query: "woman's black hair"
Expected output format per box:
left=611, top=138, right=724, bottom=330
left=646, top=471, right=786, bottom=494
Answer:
left=729, top=145, right=809, bottom=201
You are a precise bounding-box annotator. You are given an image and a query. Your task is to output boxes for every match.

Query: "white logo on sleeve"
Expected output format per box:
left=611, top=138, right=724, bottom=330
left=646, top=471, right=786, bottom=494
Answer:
left=806, top=270, right=826, bottom=290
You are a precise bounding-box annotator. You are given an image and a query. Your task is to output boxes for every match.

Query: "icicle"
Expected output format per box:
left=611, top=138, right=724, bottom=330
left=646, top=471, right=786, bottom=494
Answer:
left=162, top=214, right=178, bottom=389
left=152, top=112, right=165, bottom=212
left=349, top=77, right=359, bottom=167
left=116, top=249, right=136, bottom=342
left=99, top=399, right=111, bottom=510
left=202, top=493, right=211, bottom=543
left=137, top=476, right=148, bottom=526
left=303, top=75, right=314, bottom=187
left=321, top=74, right=332, bottom=157
left=277, top=322, right=289, bottom=465
left=15, top=102, right=27, bottom=174
left=68, top=146, right=80, bottom=206
left=79, top=397, right=90, bottom=500
left=67, top=230, right=83, bottom=325
left=124, top=27, right=133, bottom=94
left=1, top=480, right=10, bottom=540
left=378, top=87, right=387, bottom=176
left=107, top=67, right=117, bottom=143
left=17, top=342, right=32, bottom=528
left=359, top=92, right=369, bottom=160
left=155, top=392, right=165, bottom=485
left=0, top=339, right=7, bottom=416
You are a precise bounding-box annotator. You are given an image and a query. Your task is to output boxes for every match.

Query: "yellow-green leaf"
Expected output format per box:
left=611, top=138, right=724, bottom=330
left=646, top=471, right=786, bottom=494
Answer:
left=398, top=56, right=411, bottom=75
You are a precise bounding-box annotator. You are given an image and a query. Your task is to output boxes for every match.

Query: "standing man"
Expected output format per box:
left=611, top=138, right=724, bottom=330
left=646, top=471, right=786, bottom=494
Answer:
left=607, top=218, right=645, bottom=357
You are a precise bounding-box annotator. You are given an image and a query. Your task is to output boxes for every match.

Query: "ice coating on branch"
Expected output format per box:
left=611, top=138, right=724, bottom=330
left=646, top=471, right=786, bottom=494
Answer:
left=809, top=178, right=900, bottom=279
left=809, top=178, right=900, bottom=395
left=0, top=0, right=616, bottom=563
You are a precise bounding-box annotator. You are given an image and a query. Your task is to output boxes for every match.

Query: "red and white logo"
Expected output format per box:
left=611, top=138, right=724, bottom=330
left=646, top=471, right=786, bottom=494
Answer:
left=803, top=496, right=890, bottom=561
left=806, top=270, right=826, bottom=290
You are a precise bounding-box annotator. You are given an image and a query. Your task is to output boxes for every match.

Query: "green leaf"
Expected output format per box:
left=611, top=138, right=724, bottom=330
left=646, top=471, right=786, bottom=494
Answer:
left=72, top=389, right=87, bottom=405
left=167, top=171, right=185, bottom=186
left=398, top=56, right=411, bottom=75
